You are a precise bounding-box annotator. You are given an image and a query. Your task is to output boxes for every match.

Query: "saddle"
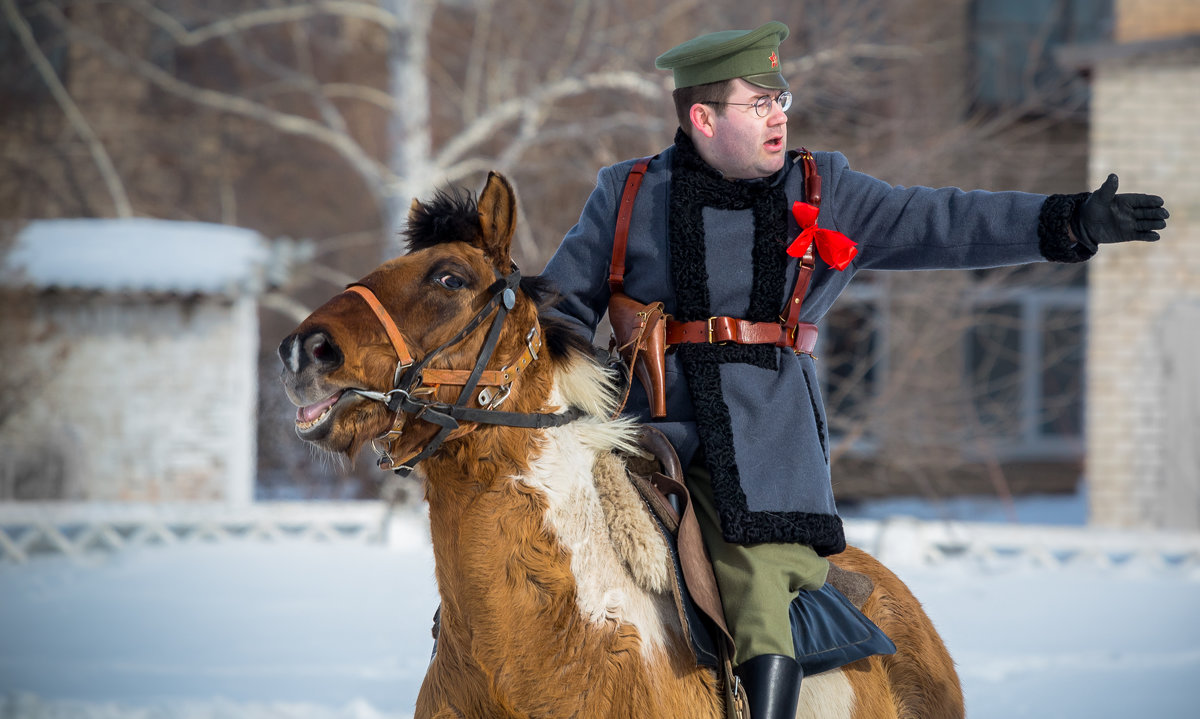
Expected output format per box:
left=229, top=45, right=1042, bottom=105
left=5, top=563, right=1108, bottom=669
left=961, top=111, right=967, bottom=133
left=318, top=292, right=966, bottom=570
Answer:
left=625, top=428, right=895, bottom=717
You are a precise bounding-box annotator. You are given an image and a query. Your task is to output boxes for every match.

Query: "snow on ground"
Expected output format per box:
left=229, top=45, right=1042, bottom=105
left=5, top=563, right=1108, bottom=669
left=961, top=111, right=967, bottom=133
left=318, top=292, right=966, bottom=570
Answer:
left=2, top=497, right=1199, bottom=719
left=900, top=560, right=1200, bottom=718
left=0, top=536, right=437, bottom=719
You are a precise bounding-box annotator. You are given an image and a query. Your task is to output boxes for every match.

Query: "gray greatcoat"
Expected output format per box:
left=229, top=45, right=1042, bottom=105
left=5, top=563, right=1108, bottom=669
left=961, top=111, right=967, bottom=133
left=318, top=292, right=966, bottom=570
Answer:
left=542, top=132, right=1089, bottom=554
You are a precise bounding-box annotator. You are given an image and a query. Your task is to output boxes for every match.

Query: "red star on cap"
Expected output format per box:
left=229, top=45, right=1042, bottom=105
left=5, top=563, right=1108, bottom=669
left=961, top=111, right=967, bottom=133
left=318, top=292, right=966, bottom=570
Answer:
left=769, top=51, right=778, bottom=68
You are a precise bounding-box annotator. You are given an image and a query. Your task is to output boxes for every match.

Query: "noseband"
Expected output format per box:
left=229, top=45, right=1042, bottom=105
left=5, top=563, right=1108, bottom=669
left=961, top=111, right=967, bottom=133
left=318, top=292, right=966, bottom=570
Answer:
left=343, top=266, right=581, bottom=476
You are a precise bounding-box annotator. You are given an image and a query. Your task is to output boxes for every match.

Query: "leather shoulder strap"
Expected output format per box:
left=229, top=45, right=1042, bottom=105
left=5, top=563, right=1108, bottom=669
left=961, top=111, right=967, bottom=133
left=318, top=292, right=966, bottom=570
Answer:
left=798, top=147, right=821, bottom=206
left=608, top=156, right=655, bottom=294
left=780, top=148, right=820, bottom=330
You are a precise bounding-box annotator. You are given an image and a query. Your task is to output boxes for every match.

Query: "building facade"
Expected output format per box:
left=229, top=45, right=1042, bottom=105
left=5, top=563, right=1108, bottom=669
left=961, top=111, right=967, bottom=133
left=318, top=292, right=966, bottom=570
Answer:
left=1079, top=0, right=1200, bottom=528
left=1, top=219, right=269, bottom=504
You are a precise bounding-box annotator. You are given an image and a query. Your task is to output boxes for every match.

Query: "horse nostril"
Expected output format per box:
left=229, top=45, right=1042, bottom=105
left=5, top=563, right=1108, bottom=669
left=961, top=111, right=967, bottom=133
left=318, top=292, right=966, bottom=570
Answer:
left=301, top=331, right=343, bottom=369
left=279, top=334, right=302, bottom=373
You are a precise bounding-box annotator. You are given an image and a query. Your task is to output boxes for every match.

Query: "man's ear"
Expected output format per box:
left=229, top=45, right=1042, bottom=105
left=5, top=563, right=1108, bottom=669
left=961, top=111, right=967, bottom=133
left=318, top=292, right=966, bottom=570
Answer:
left=688, top=103, right=716, bottom=139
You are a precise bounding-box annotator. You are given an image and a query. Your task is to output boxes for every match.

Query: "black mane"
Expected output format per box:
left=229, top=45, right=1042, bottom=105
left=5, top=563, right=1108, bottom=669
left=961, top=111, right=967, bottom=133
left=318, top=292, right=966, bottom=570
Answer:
left=403, top=187, right=481, bottom=253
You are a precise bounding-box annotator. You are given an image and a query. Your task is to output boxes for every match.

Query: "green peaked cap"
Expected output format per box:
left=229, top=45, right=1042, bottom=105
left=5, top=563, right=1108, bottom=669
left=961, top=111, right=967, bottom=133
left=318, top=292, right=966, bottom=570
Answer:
left=655, top=21, right=790, bottom=90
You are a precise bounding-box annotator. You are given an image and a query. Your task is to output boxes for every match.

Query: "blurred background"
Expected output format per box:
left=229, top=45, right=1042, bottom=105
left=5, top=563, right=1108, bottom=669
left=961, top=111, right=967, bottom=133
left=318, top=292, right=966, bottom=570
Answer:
left=1, top=1, right=1199, bottom=717
left=2, top=0, right=1196, bottom=517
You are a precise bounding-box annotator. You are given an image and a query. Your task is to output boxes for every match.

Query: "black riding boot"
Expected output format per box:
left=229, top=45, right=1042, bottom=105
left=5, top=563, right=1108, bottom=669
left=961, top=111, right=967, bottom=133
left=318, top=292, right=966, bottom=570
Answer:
left=735, top=654, right=804, bottom=719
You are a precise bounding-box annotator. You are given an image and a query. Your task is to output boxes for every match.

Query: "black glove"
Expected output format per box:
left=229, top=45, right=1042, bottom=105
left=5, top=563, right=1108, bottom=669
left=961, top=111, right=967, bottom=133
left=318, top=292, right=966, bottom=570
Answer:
left=1072, top=174, right=1169, bottom=252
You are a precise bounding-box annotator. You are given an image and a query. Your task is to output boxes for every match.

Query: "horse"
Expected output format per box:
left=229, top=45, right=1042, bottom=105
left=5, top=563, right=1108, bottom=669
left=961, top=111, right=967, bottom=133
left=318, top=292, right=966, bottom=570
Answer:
left=278, top=172, right=964, bottom=719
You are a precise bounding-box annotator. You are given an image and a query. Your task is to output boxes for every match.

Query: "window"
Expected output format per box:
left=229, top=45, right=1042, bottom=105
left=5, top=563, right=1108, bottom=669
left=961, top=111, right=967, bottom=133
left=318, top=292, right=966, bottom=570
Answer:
left=964, top=287, right=1086, bottom=459
left=819, top=278, right=886, bottom=453
left=970, top=0, right=1113, bottom=113
left=820, top=274, right=1086, bottom=463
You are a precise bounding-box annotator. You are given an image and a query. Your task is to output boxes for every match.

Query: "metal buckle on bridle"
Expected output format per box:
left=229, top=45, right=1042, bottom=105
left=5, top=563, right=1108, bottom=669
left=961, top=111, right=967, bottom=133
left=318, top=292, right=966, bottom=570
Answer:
left=392, top=359, right=413, bottom=388
left=477, top=383, right=512, bottom=409
left=525, top=326, right=540, bottom=360
left=369, top=406, right=407, bottom=470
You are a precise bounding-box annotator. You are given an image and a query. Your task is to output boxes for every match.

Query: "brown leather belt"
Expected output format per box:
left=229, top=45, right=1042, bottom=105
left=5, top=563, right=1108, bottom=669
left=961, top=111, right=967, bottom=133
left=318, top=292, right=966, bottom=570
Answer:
left=665, top=317, right=818, bottom=356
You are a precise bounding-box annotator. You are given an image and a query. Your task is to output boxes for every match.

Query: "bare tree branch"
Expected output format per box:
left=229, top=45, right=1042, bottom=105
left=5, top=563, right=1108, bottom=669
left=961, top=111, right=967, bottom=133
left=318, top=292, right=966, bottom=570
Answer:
left=461, top=0, right=495, bottom=121
left=785, top=40, right=951, bottom=75
left=260, top=291, right=314, bottom=323
left=547, top=0, right=591, bottom=84
left=37, top=0, right=397, bottom=201
left=4, top=0, right=132, bottom=217
left=302, top=262, right=358, bottom=288
left=125, top=0, right=404, bottom=47
left=436, top=71, right=668, bottom=177
left=321, top=83, right=404, bottom=114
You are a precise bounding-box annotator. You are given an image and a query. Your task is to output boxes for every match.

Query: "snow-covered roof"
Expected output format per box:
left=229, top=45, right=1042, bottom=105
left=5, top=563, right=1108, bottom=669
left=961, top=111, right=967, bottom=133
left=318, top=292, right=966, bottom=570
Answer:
left=2, top=218, right=272, bottom=297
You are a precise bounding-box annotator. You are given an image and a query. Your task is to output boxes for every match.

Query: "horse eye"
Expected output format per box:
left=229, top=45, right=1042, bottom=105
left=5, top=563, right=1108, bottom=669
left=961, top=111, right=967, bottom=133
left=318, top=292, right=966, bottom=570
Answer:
left=435, top=273, right=466, bottom=290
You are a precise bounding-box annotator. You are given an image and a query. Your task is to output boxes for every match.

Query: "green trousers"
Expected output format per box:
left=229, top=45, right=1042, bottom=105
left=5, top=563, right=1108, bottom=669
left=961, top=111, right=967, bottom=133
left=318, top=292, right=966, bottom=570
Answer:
left=686, top=459, right=829, bottom=665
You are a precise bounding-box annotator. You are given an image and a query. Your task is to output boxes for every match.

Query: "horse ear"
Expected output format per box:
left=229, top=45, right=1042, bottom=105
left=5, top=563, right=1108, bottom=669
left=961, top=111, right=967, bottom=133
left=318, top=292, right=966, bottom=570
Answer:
left=476, top=171, right=517, bottom=269
left=407, top=197, right=424, bottom=224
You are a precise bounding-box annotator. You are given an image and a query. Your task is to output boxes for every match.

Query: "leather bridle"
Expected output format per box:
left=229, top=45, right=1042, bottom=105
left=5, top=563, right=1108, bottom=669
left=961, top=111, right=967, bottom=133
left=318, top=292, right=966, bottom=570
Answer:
left=341, top=266, right=580, bottom=476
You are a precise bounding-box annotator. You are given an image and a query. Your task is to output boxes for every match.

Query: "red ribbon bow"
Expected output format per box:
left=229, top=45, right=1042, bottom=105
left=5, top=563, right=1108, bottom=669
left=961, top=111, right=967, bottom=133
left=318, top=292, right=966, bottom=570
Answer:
left=787, top=201, right=858, bottom=271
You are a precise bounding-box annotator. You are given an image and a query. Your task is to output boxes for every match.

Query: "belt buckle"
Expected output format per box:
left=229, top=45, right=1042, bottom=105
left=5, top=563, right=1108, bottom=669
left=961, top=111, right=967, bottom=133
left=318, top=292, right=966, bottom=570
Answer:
left=707, top=316, right=717, bottom=344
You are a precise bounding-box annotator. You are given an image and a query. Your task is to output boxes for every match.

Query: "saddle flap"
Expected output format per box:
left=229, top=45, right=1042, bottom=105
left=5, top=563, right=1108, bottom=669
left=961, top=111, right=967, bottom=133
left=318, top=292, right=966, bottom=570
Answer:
left=790, top=583, right=897, bottom=676
left=634, top=428, right=730, bottom=632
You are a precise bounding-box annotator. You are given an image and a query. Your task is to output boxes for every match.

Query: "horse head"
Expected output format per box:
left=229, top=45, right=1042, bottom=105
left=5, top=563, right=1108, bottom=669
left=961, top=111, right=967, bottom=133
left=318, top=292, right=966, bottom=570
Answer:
left=278, top=172, right=588, bottom=472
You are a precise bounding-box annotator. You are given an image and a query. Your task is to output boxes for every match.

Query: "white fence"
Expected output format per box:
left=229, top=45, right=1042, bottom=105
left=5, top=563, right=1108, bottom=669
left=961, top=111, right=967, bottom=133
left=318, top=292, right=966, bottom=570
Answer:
left=0, top=502, right=423, bottom=564
left=844, top=516, right=1200, bottom=572
left=2, top=501, right=1200, bottom=573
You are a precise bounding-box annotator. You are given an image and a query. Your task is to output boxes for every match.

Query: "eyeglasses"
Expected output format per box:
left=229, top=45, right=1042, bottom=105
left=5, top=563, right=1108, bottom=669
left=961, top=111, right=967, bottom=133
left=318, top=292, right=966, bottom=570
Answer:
left=703, top=91, right=792, bottom=117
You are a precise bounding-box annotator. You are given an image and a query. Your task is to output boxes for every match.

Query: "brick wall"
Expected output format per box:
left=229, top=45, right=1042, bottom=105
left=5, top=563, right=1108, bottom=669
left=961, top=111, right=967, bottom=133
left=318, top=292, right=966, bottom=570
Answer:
left=0, top=294, right=258, bottom=503
left=1087, top=41, right=1200, bottom=528
left=1115, top=0, right=1200, bottom=43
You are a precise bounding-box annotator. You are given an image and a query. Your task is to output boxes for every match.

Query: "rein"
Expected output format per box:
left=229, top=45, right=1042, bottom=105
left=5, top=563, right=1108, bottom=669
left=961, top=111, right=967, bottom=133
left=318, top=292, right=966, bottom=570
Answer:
left=343, top=267, right=581, bottom=476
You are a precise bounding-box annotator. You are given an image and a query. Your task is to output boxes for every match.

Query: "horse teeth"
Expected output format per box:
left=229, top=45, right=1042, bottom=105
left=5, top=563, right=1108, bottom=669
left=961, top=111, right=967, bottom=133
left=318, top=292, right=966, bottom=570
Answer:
left=296, top=406, right=332, bottom=430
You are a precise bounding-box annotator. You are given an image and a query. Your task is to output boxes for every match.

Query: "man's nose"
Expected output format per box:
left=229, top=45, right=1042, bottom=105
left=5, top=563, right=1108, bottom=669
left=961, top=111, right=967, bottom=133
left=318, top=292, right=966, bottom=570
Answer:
left=766, top=98, right=788, bottom=123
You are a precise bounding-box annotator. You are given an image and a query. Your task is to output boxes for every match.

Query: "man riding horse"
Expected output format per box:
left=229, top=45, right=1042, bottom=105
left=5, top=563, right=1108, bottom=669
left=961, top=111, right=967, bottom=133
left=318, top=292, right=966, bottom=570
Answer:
left=541, top=20, right=1169, bottom=719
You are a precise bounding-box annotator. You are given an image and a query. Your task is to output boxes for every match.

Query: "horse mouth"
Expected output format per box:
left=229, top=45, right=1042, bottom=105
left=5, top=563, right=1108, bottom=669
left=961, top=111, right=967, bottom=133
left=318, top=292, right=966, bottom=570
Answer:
left=294, top=389, right=351, bottom=438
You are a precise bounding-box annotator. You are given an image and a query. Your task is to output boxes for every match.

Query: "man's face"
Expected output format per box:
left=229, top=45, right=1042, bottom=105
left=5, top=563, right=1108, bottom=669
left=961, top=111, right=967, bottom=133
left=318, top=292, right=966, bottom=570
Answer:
left=705, top=78, right=789, bottom=180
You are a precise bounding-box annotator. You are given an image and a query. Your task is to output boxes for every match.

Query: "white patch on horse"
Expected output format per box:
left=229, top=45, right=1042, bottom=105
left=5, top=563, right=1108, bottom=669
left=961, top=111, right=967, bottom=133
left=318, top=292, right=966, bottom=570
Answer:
left=796, top=669, right=854, bottom=719
left=287, top=336, right=301, bottom=374
left=513, top=377, right=680, bottom=660
left=549, top=349, right=628, bottom=425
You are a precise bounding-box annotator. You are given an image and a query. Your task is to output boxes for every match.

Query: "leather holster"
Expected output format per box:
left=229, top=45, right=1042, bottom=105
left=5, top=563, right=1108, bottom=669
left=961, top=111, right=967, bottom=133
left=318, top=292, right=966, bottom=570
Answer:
left=608, top=291, right=668, bottom=417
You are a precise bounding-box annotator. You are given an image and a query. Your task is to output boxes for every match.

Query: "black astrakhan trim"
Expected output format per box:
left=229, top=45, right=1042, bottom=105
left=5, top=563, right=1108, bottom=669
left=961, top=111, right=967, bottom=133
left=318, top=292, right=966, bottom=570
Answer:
left=668, top=130, right=846, bottom=555
left=1038, top=193, right=1095, bottom=263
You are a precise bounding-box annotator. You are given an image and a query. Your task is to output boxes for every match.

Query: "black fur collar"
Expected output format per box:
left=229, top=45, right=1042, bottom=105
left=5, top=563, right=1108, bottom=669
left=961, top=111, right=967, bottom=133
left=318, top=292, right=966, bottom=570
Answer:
left=668, top=128, right=790, bottom=324
left=671, top=128, right=788, bottom=190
